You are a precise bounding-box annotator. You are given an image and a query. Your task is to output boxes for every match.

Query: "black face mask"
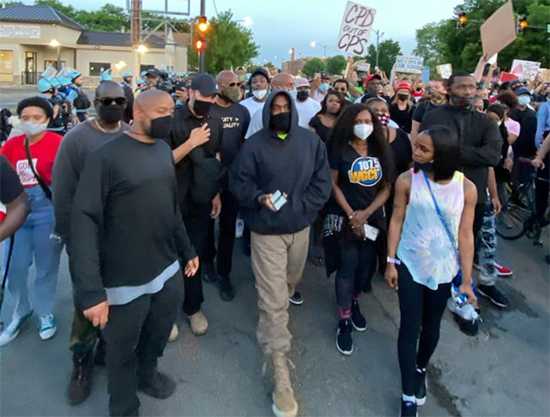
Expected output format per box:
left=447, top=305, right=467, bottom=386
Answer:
left=414, top=161, right=434, bottom=172
left=270, top=112, right=291, bottom=133
left=297, top=91, right=309, bottom=102
left=193, top=99, right=212, bottom=118
left=97, top=104, right=124, bottom=124
left=147, top=115, right=173, bottom=139
left=397, top=93, right=409, bottom=101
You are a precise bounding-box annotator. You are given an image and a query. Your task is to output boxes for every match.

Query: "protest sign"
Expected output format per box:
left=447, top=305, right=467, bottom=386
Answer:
left=337, top=1, right=376, bottom=55
left=480, top=0, right=516, bottom=59
left=356, top=62, right=371, bottom=73
left=422, top=67, right=430, bottom=83
left=436, top=64, right=453, bottom=79
left=541, top=69, right=550, bottom=83
left=392, top=55, right=423, bottom=74
left=511, top=59, right=541, bottom=81
left=499, top=72, right=518, bottom=83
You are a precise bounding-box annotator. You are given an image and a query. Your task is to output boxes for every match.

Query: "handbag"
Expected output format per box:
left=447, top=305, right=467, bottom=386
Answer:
left=24, top=136, right=52, bottom=200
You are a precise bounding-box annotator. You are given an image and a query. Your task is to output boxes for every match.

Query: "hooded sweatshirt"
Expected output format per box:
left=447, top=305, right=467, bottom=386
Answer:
left=230, top=90, right=331, bottom=235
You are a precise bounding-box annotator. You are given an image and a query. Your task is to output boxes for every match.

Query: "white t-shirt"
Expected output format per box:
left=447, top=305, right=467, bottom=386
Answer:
left=240, top=97, right=266, bottom=119
left=296, top=98, right=321, bottom=129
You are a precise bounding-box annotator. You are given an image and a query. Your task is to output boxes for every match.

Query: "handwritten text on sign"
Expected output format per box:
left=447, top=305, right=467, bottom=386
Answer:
left=337, top=1, right=376, bottom=55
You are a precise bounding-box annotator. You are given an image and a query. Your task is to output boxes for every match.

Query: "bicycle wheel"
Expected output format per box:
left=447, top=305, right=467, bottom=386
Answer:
left=496, top=183, right=533, bottom=240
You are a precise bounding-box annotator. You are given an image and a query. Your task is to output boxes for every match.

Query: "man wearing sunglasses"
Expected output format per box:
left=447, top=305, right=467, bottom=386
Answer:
left=205, top=70, right=251, bottom=302
left=52, top=80, right=129, bottom=406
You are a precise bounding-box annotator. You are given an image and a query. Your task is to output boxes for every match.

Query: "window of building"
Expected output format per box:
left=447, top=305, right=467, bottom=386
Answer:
left=140, top=64, right=155, bottom=72
left=89, top=62, right=111, bottom=76
left=0, top=50, right=13, bottom=82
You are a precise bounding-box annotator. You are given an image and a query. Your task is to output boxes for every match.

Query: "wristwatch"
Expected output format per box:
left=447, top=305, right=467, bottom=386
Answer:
left=386, top=256, right=401, bottom=265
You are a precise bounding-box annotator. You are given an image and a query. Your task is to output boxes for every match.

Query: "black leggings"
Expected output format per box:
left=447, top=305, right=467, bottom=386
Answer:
left=397, top=263, right=451, bottom=396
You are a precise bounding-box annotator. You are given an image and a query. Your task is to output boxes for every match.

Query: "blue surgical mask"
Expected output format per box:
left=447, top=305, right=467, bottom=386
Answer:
left=319, top=83, right=330, bottom=94
left=518, top=95, right=531, bottom=106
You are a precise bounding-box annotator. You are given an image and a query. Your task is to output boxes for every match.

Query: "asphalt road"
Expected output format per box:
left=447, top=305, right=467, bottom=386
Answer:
left=0, top=228, right=549, bottom=417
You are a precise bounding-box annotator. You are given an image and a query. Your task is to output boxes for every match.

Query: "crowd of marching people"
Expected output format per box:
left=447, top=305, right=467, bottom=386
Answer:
left=0, top=61, right=549, bottom=417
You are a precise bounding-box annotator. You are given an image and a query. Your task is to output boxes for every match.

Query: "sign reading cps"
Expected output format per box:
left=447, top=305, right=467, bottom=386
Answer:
left=337, top=1, right=376, bottom=56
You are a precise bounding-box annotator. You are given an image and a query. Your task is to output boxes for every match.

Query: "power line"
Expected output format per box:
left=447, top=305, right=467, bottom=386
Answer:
left=212, top=0, right=219, bottom=16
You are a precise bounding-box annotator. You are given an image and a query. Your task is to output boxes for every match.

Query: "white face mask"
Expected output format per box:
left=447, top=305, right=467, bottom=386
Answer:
left=253, top=89, right=268, bottom=100
left=518, top=95, right=531, bottom=106
left=20, top=121, right=48, bottom=137
left=353, top=123, right=373, bottom=141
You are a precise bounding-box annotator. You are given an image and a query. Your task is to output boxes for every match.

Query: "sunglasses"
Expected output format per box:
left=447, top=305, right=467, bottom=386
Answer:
left=228, top=82, right=242, bottom=87
left=97, top=97, right=127, bottom=106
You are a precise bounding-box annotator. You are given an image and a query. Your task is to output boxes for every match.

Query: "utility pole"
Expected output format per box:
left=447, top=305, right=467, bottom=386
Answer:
left=375, top=30, right=384, bottom=70
left=131, top=0, right=141, bottom=77
left=199, top=0, right=206, bottom=72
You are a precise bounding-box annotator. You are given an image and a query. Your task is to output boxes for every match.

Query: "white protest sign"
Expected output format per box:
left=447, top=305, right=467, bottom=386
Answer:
left=511, top=59, right=541, bottom=81
left=393, top=55, right=424, bottom=74
left=436, top=64, right=453, bottom=79
left=337, top=1, right=376, bottom=56
left=355, top=62, right=371, bottom=73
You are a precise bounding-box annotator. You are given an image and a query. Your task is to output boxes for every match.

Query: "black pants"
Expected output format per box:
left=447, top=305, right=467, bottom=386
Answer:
left=102, top=275, right=184, bottom=416
left=216, top=190, right=239, bottom=277
left=335, top=238, right=377, bottom=309
left=182, top=205, right=210, bottom=315
left=397, top=263, right=451, bottom=396
left=473, top=201, right=486, bottom=260
left=535, top=153, right=550, bottom=220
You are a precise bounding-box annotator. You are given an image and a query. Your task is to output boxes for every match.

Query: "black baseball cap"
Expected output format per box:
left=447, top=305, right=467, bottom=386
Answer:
left=250, top=67, right=270, bottom=83
left=190, top=73, right=218, bottom=96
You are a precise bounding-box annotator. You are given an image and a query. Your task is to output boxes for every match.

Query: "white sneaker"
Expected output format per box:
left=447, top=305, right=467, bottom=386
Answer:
left=38, top=314, right=57, bottom=340
left=0, top=311, right=33, bottom=347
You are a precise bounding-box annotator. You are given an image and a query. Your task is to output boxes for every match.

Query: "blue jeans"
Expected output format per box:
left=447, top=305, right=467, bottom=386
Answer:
left=4, top=186, right=62, bottom=319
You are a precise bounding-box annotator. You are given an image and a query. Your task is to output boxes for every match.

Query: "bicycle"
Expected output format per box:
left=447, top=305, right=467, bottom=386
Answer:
left=496, top=158, right=550, bottom=243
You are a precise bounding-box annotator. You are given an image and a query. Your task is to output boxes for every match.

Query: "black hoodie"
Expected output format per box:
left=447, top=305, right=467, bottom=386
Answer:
left=230, top=90, right=331, bottom=235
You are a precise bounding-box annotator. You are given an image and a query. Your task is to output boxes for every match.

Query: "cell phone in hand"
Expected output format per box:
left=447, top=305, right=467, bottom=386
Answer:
left=363, top=224, right=379, bottom=241
left=271, top=190, right=287, bottom=211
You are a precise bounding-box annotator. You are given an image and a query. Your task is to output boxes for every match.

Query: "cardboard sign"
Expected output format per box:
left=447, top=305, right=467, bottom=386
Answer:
left=480, top=0, right=517, bottom=59
left=540, top=69, right=550, bottom=83
left=436, top=64, right=453, bottom=79
left=393, top=55, right=424, bottom=74
left=511, top=59, right=541, bottom=81
left=337, top=1, right=376, bottom=56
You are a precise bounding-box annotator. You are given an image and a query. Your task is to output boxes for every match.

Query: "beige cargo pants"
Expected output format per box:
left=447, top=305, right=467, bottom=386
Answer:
left=251, top=227, right=310, bottom=354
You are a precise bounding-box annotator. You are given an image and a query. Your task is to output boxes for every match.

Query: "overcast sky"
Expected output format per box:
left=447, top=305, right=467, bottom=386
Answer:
left=51, top=0, right=464, bottom=65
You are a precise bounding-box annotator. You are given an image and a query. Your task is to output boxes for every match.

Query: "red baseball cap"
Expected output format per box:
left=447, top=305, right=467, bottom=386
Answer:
left=396, top=81, right=411, bottom=92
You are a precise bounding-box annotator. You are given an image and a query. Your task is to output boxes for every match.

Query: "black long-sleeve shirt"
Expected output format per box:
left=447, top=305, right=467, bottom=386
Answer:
left=509, top=107, right=537, bottom=158
left=421, top=105, right=502, bottom=203
left=69, top=134, right=196, bottom=310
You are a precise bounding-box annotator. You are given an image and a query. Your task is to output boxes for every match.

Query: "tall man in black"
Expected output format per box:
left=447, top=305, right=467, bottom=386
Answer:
left=207, top=70, right=250, bottom=301
left=166, top=73, right=223, bottom=336
left=420, top=72, right=505, bottom=309
left=69, top=90, right=199, bottom=417
left=53, top=81, right=129, bottom=405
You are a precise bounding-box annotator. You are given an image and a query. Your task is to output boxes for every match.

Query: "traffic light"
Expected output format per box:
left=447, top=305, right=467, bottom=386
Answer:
left=194, top=16, right=209, bottom=53
left=458, top=12, right=468, bottom=28
left=518, top=16, right=528, bottom=32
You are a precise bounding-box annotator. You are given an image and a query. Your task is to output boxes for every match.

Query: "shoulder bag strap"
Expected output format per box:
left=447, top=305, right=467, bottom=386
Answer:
left=24, top=136, right=52, bottom=200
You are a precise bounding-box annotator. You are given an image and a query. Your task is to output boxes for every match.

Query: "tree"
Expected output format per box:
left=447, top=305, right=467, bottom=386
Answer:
left=414, top=0, right=550, bottom=73
left=366, top=39, right=402, bottom=75
left=325, top=55, right=347, bottom=75
left=302, top=58, right=325, bottom=78
left=188, top=11, right=258, bottom=74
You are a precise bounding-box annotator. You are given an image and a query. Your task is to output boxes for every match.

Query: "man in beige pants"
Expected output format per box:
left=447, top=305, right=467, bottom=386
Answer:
left=230, top=88, right=331, bottom=417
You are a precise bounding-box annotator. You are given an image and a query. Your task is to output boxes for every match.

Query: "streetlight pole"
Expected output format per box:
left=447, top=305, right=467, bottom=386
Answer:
left=56, top=45, right=61, bottom=70
left=375, top=30, right=384, bottom=70
left=199, top=0, right=206, bottom=72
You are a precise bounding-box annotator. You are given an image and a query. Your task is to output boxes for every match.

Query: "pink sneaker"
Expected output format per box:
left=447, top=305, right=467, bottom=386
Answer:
left=494, top=262, right=513, bottom=277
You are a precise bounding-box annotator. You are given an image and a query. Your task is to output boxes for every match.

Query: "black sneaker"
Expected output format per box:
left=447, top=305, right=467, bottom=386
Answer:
left=415, top=368, right=427, bottom=406
left=218, top=276, right=235, bottom=302
left=202, top=261, right=218, bottom=283
left=289, top=291, right=304, bottom=306
left=477, top=284, right=509, bottom=308
left=351, top=300, right=367, bottom=332
left=67, top=351, right=94, bottom=405
left=400, top=399, right=418, bottom=417
left=336, top=319, right=353, bottom=356
left=138, top=371, right=176, bottom=399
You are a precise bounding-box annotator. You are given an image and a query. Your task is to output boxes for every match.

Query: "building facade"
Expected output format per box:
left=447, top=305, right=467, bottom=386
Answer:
left=0, top=4, right=189, bottom=86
